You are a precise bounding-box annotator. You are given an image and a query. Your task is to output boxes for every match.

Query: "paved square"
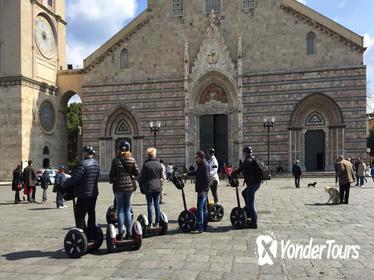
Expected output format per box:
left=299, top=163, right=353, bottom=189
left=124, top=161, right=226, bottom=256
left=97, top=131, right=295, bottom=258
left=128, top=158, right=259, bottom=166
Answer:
left=0, top=177, right=373, bottom=279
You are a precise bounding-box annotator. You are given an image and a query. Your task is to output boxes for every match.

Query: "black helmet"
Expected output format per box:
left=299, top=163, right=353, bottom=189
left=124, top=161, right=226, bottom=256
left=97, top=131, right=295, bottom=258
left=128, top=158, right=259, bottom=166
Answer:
left=119, top=141, right=131, bottom=152
left=242, top=146, right=253, bottom=154
left=83, top=146, right=95, bottom=155
left=208, top=148, right=215, bottom=155
left=229, top=177, right=240, bottom=188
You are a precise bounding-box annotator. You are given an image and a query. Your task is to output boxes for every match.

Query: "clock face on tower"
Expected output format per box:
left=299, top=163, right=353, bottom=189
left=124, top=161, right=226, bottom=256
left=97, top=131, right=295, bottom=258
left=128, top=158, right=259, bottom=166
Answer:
left=35, top=15, right=56, bottom=59
left=39, top=101, right=56, bottom=133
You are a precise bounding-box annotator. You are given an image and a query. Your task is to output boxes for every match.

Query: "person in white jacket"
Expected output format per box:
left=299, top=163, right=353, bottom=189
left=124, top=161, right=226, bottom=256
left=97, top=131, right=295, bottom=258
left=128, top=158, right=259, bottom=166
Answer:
left=208, top=148, right=220, bottom=203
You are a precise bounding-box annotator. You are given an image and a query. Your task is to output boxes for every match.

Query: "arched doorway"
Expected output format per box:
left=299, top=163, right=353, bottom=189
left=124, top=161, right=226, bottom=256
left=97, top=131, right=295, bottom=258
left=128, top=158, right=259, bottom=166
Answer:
left=99, top=106, right=140, bottom=175
left=186, top=71, right=241, bottom=167
left=289, top=93, right=345, bottom=171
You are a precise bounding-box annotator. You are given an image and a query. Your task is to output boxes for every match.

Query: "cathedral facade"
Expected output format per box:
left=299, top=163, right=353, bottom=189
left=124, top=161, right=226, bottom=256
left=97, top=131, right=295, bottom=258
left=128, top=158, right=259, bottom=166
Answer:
left=0, top=0, right=367, bottom=180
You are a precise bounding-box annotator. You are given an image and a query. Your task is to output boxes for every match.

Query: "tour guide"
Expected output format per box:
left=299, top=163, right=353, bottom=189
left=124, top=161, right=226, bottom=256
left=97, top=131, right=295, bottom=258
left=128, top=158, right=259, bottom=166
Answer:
left=64, top=146, right=100, bottom=240
left=187, top=151, right=210, bottom=234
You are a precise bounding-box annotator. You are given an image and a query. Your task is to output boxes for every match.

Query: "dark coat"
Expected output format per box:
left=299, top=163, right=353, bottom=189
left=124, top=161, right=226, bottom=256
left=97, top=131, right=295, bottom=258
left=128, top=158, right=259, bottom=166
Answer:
left=232, top=156, right=262, bottom=186
left=22, top=166, right=36, bottom=187
left=12, top=168, right=23, bottom=191
left=140, top=158, right=162, bottom=193
left=40, top=171, right=51, bottom=189
left=292, top=163, right=302, bottom=177
left=64, top=157, right=100, bottom=198
left=188, top=160, right=210, bottom=193
left=109, top=156, right=140, bottom=193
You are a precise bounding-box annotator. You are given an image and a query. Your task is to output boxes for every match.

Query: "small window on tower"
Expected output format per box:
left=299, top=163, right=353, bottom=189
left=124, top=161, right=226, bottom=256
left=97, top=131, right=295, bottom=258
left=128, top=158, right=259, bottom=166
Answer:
left=242, top=0, right=256, bottom=13
left=47, top=0, right=53, bottom=7
left=120, top=49, right=129, bottom=69
left=307, top=32, right=316, bottom=55
left=172, top=0, right=184, bottom=17
left=205, top=0, right=223, bottom=14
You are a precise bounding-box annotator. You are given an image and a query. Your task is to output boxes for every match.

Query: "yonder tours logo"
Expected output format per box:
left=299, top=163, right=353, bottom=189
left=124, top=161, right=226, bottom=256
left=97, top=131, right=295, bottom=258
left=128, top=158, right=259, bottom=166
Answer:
left=256, top=233, right=360, bottom=266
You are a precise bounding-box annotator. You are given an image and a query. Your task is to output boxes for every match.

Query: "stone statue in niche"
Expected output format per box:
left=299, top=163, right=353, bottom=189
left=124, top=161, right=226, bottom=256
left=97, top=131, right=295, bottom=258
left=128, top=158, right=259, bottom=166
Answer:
left=207, top=48, right=218, bottom=64
left=199, top=84, right=228, bottom=104
left=209, top=9, right=218, bottom=28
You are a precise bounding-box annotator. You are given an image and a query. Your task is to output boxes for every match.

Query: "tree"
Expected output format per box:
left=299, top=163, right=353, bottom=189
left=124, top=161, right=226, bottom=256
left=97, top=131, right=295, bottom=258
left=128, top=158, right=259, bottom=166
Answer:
left=67, top=103, right=82, bottom=170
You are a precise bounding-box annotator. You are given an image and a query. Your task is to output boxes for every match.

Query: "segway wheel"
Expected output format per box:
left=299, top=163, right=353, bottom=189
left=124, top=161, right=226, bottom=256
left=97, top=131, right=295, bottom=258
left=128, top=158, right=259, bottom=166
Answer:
left=208, top=204, right=224, bottom=222
left=64, top=229, right=88, bottom=258
left=132, top=221, right=143, bottom=250
left=106, top=206, right=117, bottom=225
left=106, top=224, right=116, bottom=253
left=89, top=226, right=104, bottom=251
left=178, top=210, right=196, bottom=233
left=159, top=212, right=168, bottom=235
left=137, top=214, right=148, bottom=236
left=230, top=207, right=247, bottom=229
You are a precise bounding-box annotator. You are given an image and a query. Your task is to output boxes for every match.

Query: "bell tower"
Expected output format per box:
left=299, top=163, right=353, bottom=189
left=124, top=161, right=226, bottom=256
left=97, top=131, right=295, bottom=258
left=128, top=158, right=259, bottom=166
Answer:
left=0, top=0, right=67, bottom=180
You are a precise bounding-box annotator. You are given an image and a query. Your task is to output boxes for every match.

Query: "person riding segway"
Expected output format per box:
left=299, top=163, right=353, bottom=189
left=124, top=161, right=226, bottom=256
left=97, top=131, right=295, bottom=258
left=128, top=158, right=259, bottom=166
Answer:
left=231, top=146, right=267, bottom=229
left=62, top=146, right=103, bottom=258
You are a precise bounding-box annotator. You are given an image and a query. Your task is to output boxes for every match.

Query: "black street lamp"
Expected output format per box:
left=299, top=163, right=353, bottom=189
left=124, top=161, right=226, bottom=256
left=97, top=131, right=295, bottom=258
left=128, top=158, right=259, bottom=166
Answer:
left=263, top=117, right=275, bottom=169
left=149, top=121, right=161, bottom=148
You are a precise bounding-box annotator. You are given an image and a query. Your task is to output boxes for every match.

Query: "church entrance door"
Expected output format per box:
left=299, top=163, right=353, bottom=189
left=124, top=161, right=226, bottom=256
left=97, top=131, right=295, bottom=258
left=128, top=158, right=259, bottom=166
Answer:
left=199, top=114, right=228, bottom=166
left=305, top=130, right=325, bottom=171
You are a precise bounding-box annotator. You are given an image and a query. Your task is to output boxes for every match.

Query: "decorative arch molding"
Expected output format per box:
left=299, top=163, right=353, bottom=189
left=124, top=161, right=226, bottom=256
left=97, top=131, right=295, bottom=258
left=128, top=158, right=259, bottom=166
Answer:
left=100, top=105, right=139, bottom=137
left=288, top=93, right=345, bottom=172
left=289, top=93, right=344, bottom=128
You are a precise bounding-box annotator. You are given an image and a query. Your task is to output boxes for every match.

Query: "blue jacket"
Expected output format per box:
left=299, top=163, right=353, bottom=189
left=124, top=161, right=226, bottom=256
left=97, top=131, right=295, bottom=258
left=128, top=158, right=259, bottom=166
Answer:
left=188, top=160, right=210, bottom=193
left=64, top=157, right=100, bottom=198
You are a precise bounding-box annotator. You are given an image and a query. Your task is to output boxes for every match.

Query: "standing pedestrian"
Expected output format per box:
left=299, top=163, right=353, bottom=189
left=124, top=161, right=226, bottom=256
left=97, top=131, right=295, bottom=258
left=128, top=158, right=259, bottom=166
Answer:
left=109, top=141, right=139, bottom=240
left=224, top=163, right=233, bottom=186
left=187, top=151, right=209, bottom=234
left=292, top=160, right=302, bottom=188
left=232, top=146, right=262, bottom=229
left=159, top=159, right=166, bottom=204
left=12, top=165, right=23, bottom=204
left=22, top=160, right=37, bottom=203
left=54, top=165, right=67, bottom=208
left=40, top=170, right=51, bottom=203
left=207, top=148, right=220, bottom=203
left=64, top=146, right=100, bottom=241
left=166, top=163, right=173, bottom=181
left=357, top=159, right=366, bottom=187
left=354, top=158, right=360, bottom=186
left=140, top=148, right=163, bottom=228
left=336, top=155, right=356, bottom=204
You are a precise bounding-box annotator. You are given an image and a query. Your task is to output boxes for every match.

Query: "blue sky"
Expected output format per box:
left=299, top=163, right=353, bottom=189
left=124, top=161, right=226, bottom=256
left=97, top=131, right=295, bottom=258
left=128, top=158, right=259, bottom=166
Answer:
left=66, top=0, right=374, bottom=108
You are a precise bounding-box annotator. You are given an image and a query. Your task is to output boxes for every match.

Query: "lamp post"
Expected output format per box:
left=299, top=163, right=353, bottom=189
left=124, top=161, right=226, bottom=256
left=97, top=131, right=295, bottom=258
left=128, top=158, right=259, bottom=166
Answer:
left=263, top=117, right=275, bottom=168
left=149, top=121, right=161, bottom=148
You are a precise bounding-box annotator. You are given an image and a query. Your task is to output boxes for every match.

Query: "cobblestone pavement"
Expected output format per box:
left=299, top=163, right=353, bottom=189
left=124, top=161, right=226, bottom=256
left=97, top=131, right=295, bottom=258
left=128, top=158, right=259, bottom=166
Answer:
left=0, top=177, right=373, bottom=280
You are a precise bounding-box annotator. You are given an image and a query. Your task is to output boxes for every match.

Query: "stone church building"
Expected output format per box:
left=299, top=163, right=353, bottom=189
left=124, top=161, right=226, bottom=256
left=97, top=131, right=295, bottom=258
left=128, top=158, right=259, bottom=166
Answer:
left=0, top=0, right=367, bottom=180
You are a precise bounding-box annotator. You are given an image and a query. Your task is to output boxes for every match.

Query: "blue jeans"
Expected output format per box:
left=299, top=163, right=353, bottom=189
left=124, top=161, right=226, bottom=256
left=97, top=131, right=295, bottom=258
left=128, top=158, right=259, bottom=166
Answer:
left=115, top=192, right=132, bottom=235
left=245, top=184, right=261, bottom=225
left=196, top=193, right=208, bottom=232
left=359, top=176, right=365, bottom=186
left=56, top=191, right=64, bottom=207
left=146, top=192, right=160, bottom=224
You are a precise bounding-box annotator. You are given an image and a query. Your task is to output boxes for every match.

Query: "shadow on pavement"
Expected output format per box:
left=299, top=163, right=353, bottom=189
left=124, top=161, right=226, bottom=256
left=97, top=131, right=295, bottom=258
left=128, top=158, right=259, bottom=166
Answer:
left=304, top=203, right=336, bottom=206
left=28, top=208, right=56, bottom=211
left=2, top=249, right=68, bottom=260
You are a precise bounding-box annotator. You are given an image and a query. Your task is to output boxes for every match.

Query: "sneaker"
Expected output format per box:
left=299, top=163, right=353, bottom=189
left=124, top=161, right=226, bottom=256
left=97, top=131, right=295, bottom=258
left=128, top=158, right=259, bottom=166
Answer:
left=191, top=230, right=203, bottom=234
left=62, top=205, right=68, bottom=208
left=153, top=223, right=159, bottom=228
left=124, top=233, right=131, bottom=240
left=57, top=206, right=63, bottom=209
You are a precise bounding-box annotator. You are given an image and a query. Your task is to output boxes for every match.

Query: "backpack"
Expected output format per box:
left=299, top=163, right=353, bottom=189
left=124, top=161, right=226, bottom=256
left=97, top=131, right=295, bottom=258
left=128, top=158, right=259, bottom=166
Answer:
left=254, top=159, right=271, bottom=181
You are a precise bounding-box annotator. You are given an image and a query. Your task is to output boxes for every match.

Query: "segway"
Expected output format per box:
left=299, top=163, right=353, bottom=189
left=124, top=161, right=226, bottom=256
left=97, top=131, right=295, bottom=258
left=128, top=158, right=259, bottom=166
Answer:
left=171, top=173, right=197, bottom=233
left=106, top=221, right=142, bottom=252
left=136, top=211, right=168, bottom=237
left=62, top=187, right=104, bottom=258
left=229, top=177, right=251, bottom=229
left=207, top=200, right=224, bottom=222
left=106, top=198, right=134, bottom=225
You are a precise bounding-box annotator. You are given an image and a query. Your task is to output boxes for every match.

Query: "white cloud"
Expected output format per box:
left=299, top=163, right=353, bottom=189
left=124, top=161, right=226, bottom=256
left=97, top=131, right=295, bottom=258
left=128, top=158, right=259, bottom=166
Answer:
left=297, top=0, right=307, bottom=5
left=66, top=0, right=138, bottom=68
left=364, top=33, right=374, bottom=112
